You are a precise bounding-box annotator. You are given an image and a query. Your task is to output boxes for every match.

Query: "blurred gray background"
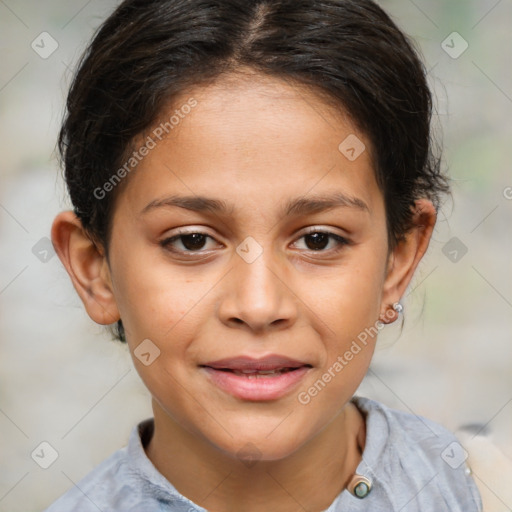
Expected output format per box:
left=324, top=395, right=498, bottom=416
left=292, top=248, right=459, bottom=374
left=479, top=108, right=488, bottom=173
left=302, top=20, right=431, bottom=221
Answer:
left=1, top=1, right=511, bottom=510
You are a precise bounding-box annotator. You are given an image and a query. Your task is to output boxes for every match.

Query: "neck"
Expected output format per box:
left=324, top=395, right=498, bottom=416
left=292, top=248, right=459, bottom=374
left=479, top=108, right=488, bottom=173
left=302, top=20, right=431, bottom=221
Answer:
left=145, top=399, right=366, bottom=512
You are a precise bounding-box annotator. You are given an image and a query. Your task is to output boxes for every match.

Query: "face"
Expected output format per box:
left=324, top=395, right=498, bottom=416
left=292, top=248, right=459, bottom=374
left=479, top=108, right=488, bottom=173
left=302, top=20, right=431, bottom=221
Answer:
left=102, top=73, right=392, bottom=460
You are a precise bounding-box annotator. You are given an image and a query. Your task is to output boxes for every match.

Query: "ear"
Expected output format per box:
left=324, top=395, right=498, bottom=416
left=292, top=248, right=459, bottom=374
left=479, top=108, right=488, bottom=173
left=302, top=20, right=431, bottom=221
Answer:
left=379, top=198, right=437, bottom=323
left=51, top=210, right=120, bottom=325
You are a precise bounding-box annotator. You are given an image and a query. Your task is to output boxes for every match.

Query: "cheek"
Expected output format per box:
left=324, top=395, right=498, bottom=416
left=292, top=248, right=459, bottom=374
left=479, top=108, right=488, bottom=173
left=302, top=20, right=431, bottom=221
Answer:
left=302, top=246, right=386, bottom=388
left=308, top=251, right=386, bottom=332
left=110, top=245, right=206, bottom=341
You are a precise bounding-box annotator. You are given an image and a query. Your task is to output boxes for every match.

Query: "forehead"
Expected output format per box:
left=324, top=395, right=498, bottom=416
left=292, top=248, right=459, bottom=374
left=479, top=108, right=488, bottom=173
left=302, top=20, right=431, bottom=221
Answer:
left=117, top=72, right=383, bottom=222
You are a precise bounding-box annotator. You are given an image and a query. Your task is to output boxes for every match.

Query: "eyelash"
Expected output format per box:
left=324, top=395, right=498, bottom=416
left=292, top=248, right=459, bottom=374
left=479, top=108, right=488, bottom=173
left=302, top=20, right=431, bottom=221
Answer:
left=159, top=228, right=350, bottom=256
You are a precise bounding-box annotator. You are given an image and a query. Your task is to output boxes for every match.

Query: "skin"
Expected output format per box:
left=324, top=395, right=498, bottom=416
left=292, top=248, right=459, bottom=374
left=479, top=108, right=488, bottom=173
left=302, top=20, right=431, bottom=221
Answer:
left=51, top=71, right=436, bottom=512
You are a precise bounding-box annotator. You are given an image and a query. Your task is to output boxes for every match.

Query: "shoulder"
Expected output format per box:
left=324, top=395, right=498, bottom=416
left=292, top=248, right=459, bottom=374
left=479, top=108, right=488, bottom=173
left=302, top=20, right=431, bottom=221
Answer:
left=457, top=427, right=512, bottom=512
left=43, top=419, right=197, bottom=512
left=351, top=396, right=483, bottom=512
left=43, top=445, right=133, bottom=511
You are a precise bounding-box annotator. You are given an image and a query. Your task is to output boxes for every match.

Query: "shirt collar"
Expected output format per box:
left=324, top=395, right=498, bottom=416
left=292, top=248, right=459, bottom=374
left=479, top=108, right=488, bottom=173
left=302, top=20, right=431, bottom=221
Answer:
left=125, top=397, right=388, bottom=510
left=126, top=417, right=209, bottom=510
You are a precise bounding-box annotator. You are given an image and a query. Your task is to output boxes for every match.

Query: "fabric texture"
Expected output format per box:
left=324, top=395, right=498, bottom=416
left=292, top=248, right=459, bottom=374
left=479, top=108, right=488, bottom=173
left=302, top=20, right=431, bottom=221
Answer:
left=44, top=396, right=483, bottom=511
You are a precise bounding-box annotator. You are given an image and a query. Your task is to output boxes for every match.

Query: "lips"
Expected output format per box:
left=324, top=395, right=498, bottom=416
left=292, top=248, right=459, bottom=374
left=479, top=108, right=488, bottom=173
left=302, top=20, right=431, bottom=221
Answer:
left=200, top=354, right=312, bottom=372
left=199, top=354, right=313, bottom=401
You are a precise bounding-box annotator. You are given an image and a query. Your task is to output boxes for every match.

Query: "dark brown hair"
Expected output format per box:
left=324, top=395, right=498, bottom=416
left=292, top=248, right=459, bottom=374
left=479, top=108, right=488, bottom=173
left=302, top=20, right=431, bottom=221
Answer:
left=58, top=0, right=450, bottom=342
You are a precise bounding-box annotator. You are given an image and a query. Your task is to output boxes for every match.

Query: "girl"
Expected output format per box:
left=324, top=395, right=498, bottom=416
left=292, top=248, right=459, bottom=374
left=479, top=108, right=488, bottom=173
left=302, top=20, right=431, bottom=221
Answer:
left=47, top=0, right=483, bottom=510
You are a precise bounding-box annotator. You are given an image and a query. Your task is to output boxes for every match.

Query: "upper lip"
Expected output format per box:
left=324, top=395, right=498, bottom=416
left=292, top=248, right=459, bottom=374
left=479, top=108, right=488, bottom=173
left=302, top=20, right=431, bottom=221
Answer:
left=200, top=354, right=312, bottom=371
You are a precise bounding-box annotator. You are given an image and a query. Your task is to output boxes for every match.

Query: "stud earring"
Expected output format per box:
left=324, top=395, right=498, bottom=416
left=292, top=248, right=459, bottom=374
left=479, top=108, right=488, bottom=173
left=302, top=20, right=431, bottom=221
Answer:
left=392, top=301, right=403, bottom=314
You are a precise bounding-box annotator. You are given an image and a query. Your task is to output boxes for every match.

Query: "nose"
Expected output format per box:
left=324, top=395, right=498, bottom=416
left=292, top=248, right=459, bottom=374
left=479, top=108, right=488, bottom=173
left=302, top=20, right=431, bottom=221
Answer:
left=217, top=242, right=298, bottom=333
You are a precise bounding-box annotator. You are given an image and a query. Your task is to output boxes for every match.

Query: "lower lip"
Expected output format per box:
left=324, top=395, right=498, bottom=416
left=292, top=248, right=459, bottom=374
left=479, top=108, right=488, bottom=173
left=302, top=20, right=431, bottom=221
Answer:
left=201, top=367, right=311, bottom=401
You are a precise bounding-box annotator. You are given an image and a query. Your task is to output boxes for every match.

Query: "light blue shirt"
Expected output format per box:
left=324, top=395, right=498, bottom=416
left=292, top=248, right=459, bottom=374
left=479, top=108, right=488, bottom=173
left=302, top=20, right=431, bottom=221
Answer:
left=44, top=396, right=482, bottom=511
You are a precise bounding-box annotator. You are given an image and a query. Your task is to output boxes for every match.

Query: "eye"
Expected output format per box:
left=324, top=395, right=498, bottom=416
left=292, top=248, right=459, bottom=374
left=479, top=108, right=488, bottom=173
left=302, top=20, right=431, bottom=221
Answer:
left=160, top=230, right=220, bottom=254
left=159, top=228, right=350, bottom=256
left=292, top=229, right=350, bottom=253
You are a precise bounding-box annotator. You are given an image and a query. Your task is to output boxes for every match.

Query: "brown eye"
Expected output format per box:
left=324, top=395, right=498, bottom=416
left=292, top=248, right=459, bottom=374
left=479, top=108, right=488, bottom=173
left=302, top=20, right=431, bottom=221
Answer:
left=304, top=232, right=330, bottom=251
left=160, top=232, right=215, bottom=253
left=293, top=230, right=350, bottom=253
left=179, top=233, right=208, bottom=251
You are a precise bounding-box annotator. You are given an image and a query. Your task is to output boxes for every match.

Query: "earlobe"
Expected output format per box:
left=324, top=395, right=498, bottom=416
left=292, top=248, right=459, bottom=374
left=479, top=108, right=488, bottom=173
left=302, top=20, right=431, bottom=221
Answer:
left=379, top=199, right=437, bottom=322
left=51, top=210, right=120, bottom=326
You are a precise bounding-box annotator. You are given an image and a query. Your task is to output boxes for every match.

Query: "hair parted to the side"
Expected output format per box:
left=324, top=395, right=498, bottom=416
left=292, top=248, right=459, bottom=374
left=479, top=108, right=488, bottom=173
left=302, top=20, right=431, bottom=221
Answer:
left=58, top=0, right=451, bottom=342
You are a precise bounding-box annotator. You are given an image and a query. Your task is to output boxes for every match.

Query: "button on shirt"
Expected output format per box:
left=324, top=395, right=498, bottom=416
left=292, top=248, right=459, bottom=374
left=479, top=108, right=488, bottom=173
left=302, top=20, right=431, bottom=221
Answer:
left=44, top=396, right=483, bottom=511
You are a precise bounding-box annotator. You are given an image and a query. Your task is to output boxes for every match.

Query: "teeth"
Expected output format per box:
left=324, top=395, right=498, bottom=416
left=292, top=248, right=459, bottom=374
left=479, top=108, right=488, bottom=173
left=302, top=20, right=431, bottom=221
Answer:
left=231, top=368, right=293, bottom=377
left=233, top=371, right=279, bottom=378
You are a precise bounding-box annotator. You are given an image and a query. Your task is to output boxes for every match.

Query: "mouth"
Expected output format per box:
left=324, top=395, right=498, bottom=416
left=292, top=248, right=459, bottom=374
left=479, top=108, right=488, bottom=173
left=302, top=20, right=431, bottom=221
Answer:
left=199, top=355, right=313, bottom=401
left=200, top=354, right=312, bottom=374
left=203, top=366, right=310, bottom=377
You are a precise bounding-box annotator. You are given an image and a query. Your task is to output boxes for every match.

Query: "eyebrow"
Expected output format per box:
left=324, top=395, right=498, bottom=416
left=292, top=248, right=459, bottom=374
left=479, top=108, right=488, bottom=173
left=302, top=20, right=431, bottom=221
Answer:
left=140, top=192, right=370, bottom=217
